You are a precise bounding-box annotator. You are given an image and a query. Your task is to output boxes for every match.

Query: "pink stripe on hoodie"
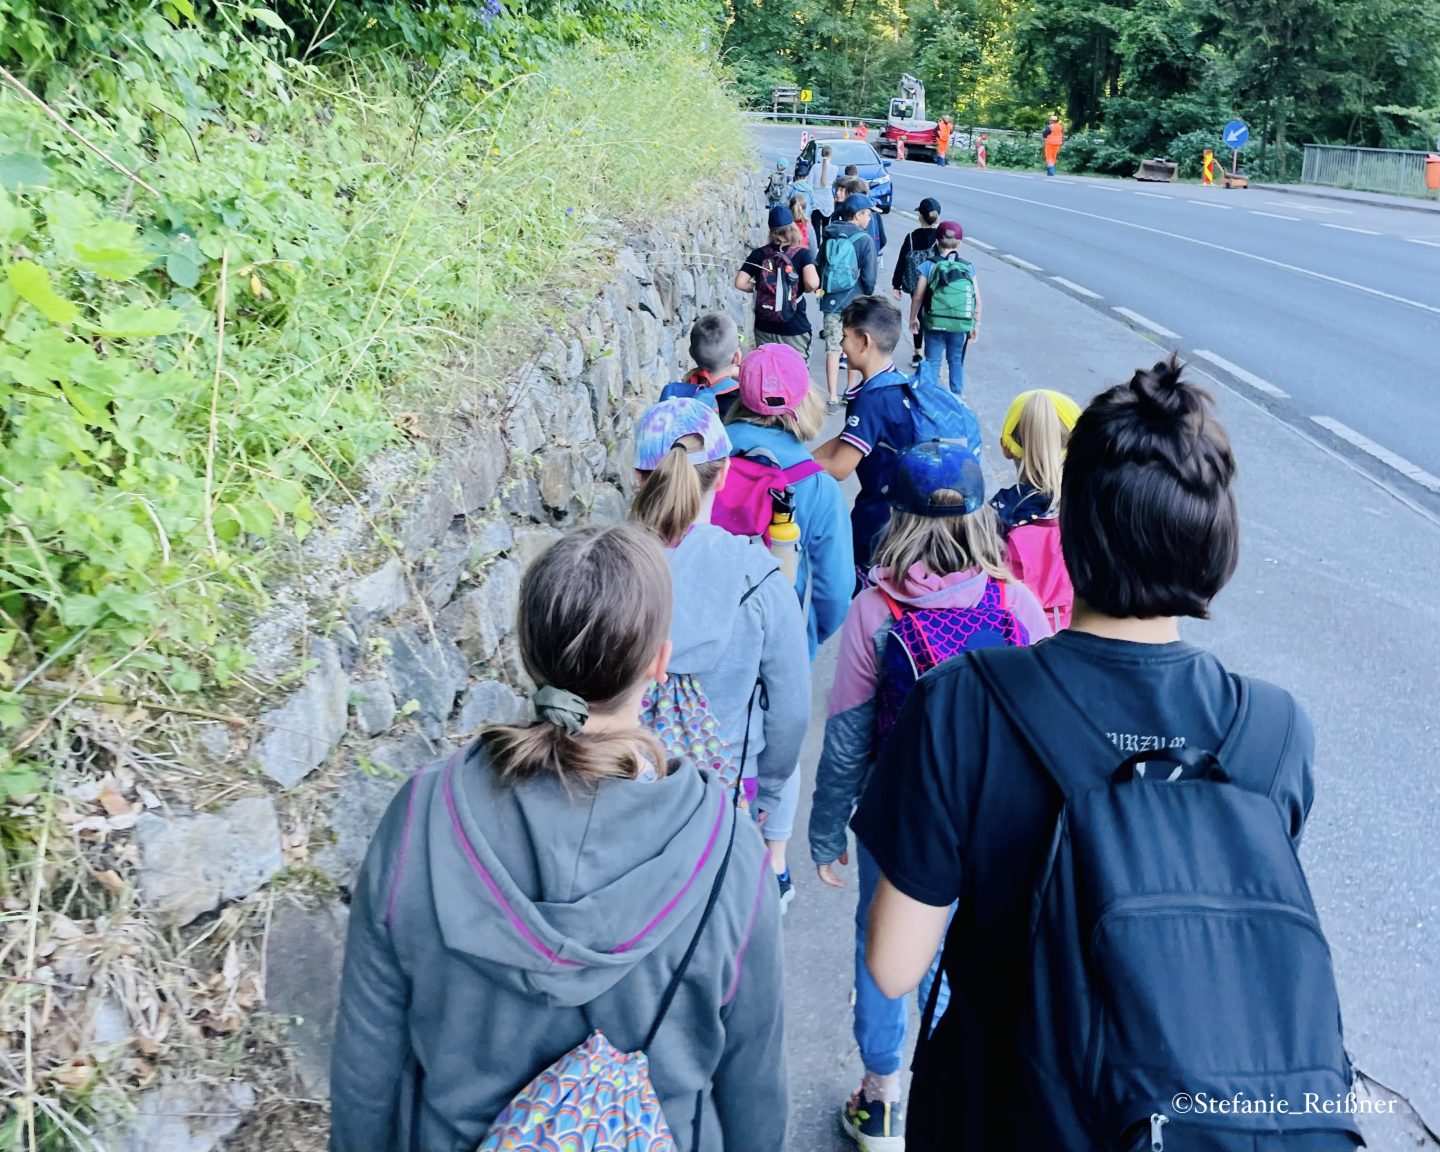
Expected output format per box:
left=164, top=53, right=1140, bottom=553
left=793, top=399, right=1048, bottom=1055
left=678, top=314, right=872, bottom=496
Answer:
left=827, top=564, right=1052, bottom=717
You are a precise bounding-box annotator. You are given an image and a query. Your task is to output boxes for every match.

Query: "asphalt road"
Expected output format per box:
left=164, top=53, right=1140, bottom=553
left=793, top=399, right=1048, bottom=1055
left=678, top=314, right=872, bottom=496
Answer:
left=747, top=126, right=1440, bottom=1151
left=755, top=124, right=1440, bottom=516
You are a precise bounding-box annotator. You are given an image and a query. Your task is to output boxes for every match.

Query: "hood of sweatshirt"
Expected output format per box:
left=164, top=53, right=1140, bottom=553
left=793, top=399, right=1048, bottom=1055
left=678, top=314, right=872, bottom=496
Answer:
left=870, top=562, right=990, bottom=609
left=666, top=523, right=782, bottom=675
left=427, top=744, right=734, bottom=1007
left=823, top=220, right=863, bottom=241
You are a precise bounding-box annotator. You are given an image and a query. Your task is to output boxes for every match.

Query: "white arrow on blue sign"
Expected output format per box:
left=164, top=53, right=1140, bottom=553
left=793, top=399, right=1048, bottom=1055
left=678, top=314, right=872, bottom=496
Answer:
left=1223, top=119, right=1250, bottom=149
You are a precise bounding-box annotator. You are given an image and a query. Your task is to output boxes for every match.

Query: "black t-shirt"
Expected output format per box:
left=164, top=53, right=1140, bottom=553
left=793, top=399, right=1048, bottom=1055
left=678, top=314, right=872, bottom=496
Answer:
left=850, top=630, right=1315, bottom=1152
left=742, top=245, right=815, bottom=335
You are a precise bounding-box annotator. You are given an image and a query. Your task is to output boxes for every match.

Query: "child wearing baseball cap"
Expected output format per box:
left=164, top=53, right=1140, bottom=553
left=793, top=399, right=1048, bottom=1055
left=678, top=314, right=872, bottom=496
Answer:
left=910, top=220, right=981, bottom=398
left=723, top=343, right=854, bottom=908
left=892, top=197, right=943, bottom=368
left=630, top=397, right=812, bottom=856
left=809, top=439, right=1050, bottom=1151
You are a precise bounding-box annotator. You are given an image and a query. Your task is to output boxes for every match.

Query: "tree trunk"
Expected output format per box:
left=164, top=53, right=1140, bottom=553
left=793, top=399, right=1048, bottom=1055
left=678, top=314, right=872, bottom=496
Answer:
left=1275, top=98, right=1288, bottom=182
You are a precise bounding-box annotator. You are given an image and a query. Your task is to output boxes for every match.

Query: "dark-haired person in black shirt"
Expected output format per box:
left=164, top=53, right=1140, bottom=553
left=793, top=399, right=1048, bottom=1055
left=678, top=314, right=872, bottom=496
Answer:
left=852, top=354, right=1316, bottom=1152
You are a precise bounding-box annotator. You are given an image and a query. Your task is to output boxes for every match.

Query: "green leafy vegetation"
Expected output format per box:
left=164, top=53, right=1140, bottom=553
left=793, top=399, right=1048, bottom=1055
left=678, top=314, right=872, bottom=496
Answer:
left=2, top=5, right=749, bottom=1149
left=723, top=0, right=1440, bottom=178
left=0, top=1, right=746, bottom=729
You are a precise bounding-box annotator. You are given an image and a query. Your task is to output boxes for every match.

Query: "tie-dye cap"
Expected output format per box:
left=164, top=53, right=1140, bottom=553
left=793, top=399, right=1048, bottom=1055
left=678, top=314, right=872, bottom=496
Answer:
left=634, top=398, right=732, bottom=471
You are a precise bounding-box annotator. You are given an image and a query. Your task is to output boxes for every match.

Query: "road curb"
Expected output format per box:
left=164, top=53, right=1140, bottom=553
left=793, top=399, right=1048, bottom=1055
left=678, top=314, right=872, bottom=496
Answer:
left=1252, top=182, right=1440, bottom=216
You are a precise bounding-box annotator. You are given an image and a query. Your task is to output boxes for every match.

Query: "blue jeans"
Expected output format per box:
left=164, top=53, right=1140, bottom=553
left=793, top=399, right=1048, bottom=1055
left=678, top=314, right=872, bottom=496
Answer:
left=854, top=842, right=952, bottom=1076
left=922, top=328, right=969, bottom=397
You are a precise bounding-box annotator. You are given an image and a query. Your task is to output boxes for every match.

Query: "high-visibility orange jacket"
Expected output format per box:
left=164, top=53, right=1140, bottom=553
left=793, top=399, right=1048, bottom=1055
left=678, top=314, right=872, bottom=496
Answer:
left=936, top=121, right=952, bottom=152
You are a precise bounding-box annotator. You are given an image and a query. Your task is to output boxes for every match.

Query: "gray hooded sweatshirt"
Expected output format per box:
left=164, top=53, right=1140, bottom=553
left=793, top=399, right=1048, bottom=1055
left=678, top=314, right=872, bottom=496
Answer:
left=666, top=524, right=812, bottom=812
left=330, top=741, right=787, bottom=1152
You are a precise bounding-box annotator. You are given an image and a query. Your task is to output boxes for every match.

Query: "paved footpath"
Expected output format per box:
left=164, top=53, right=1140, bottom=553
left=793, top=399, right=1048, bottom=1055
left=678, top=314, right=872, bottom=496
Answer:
left=766, top=241, right=1440, bottom=1150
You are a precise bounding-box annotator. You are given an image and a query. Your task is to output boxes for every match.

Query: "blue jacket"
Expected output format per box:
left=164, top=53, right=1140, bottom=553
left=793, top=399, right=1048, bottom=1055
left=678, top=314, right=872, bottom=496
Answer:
left=725, top=423, right=854, bottom=658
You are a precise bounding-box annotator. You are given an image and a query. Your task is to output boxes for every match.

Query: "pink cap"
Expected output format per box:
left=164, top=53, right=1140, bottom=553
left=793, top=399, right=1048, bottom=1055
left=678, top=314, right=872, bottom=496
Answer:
left=738, top=344, right=812, bottom=417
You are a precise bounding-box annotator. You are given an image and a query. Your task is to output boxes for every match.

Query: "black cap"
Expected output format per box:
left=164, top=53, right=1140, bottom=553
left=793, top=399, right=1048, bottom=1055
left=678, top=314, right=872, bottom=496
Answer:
left=917, top=196, right=941, bottom=216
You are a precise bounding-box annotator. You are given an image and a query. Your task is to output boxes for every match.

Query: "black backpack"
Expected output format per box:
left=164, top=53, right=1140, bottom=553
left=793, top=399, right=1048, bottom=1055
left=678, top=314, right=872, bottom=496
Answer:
left=953, top=647, right=1361, bottom=1152
left=902, top=237, right=938, bottom=295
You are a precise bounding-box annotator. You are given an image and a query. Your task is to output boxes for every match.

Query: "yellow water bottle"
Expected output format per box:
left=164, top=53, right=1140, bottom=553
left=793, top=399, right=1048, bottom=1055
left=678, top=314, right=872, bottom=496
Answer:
left=769, top=502, right=801, bottom=585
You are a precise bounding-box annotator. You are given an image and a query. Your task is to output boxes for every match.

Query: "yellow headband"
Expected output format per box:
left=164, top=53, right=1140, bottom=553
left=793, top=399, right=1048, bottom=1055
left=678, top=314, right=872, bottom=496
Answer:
left=1001, top=390, right=1082, bottom=458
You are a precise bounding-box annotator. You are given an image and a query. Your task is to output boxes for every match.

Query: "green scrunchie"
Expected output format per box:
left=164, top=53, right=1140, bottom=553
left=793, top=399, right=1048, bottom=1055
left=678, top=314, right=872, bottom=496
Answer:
left=532, top=685, right=589, bottom=735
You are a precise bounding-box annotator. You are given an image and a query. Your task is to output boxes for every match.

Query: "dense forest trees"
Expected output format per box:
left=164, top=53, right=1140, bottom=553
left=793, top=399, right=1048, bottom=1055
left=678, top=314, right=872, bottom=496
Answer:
left=722, top=0, right=1440, bottom=176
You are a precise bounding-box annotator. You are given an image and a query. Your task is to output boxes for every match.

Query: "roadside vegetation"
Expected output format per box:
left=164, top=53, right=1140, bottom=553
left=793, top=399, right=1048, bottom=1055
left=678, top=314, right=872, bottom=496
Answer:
left=0, top=1, right=747, bottom=1147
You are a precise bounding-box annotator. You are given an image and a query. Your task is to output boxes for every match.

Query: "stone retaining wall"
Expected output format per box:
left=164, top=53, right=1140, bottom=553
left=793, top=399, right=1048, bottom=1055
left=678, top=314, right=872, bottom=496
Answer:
left=121, top=173, right=766, bottom=1148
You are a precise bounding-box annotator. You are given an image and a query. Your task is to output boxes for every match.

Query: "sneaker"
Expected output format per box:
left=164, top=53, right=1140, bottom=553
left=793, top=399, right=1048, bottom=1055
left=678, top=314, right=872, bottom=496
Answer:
left=838, top=352, right=849, bottom=371
left=842, top=1089, right=905, bottom=1151
left=776, top=869, right=795, bottom=912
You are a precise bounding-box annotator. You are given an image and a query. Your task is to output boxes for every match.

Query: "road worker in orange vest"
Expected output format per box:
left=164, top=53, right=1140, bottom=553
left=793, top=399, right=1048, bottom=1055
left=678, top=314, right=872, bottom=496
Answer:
left=935, top=116, right=953, bottom=167
left=1043, top=114, right=1064, bottom=175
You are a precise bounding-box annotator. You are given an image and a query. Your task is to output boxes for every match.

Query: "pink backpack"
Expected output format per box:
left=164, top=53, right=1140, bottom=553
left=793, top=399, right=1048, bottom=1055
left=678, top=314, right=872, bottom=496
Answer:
left=711, top=454, right=822, bottom=543
left=1006, top=520, right=1073, bottom=630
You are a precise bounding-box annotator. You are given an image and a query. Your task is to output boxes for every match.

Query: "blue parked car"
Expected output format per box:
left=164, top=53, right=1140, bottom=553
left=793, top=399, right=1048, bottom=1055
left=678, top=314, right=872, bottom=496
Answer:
left=792, top=137, right=894, bottom=213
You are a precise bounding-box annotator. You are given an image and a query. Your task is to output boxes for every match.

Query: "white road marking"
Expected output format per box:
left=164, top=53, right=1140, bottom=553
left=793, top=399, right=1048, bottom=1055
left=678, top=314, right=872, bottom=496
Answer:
left=1311, top=417, right=1440, bottom=494
left=900, top=171, right=1440, bottom=318
left=1113, top=307, right=1180, bottom=339
left=1191, top=349, right=1289, bottom=399
left=1188, top=365, right=1440, bottom=529
left=1320, top=223, right=1382, bottom=236
left=1251, top=211, right=1301, bottom=221
left=1002, top=254, right=1044, bottom=271
left=1185, top=200, right=1234, bottom=210
left=966, top=238, right=997, bottom=251
left=1135, top=191, right=1169, bottom=199
left=1272, top=203, right=1351, bottom=215
left=1051, top=179, right=1076, bottom=185
left=1406, top=237, right=1440, bottom=248
left=1051, top=276, right=1102, bottom=299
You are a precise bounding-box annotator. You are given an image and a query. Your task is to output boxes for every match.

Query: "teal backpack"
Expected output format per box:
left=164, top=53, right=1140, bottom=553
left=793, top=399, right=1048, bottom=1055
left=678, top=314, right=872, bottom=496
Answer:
left=925, top=258, right=977, bottom=332
left=820, top=233, right=860, bottom=297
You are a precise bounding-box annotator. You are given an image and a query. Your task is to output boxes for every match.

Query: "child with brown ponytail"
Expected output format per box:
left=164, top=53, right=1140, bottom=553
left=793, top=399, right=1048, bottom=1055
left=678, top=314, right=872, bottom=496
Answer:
left=332, top=524, right=788, bottom=1152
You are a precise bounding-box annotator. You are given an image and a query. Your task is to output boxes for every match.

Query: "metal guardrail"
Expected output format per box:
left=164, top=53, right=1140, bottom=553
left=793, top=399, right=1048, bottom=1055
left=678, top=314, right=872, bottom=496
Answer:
left=1301, top=144, right=1440, bottom=199
left=746, top=111, right=886, bottom=127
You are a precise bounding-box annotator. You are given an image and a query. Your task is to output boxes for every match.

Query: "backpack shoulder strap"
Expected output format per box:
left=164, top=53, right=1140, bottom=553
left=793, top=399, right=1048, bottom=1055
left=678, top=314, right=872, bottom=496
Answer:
left=738, top=563, right=781, bottom=607
left=968, top=646, right=1120, bottom=801
left=777, top=458, right=823, bottom=486
left=1214, top=676, right=1293, bottom=798
left=643, top=788, right=738, bottom=1049
left=878, top=588, right=905, bottom=622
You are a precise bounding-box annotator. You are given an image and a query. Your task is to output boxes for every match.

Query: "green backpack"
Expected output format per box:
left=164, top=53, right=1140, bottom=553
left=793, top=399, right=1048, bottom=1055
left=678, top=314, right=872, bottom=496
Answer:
left=925, top=258, right=977, bottom=333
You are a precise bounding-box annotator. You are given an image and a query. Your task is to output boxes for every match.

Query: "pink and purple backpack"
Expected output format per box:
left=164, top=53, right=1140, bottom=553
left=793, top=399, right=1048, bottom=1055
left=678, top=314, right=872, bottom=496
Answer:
left=873, top=578, right=1030, bottom=754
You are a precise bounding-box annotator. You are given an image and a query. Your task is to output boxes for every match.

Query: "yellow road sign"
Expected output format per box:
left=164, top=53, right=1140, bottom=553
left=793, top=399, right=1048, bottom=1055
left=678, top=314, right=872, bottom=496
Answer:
left=800, top=89, right=813, bottom=103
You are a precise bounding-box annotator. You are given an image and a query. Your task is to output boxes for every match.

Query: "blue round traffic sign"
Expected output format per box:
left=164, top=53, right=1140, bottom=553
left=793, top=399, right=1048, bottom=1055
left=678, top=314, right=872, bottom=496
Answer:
left=1223, top=119, right=1250, bottom=150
